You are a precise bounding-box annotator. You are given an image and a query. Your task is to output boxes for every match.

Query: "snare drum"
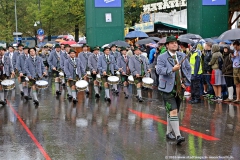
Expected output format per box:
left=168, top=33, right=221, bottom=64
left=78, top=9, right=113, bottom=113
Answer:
left=76, top=80, right=89, bottom=91
left=36, top=80, right=49, bottom=89
left=96, top=74, right=102, bottom=83
left=107, top=76, right=119, bottom=85
left=142, top=77, right=154, bottom=89
left=128, top=75, right=134, bottom=84
left=59, top=72, right=64, bottom=79
left=86, top=71, right=91, bottom=78
left=1, top=80, right=15, bottom=90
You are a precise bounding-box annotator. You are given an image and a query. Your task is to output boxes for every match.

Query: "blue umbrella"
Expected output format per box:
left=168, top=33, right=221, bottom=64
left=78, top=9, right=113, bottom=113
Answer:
left=125, top=31, right=149, bottom=39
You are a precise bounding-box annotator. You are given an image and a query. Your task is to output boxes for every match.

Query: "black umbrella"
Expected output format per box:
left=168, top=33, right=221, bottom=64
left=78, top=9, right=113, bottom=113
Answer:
left=218, top=28, right=240, bottom=41
left=109, top=40, right=130, bottom=48
left=148, top=37, right=161, bottom=42
left=136, top=39, right=155, bottom=45
left=178, top=38, right=194, bottom=44
left=179, top=33, right=202, bottom=39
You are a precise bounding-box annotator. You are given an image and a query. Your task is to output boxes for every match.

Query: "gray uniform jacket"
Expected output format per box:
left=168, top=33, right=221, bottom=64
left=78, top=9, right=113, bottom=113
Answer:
left=60, top=52, right=69, bottom=71
left=110, top=51, right=121, bottom=61
left=5, top=52, right=18, bottom=69
left=117, top=55, right=130, bottom=73
left=25, top=56, right=46, bottom=78
left=78, top=52, right=92, bottom=71
left=1, top=56, right=13, bottom=76
left=156, top=51, right=191, bottom=93
left=97, top=54, right=119, bottom=75
left=129, top=55, right=149, bottom=76
left=48, top=51, right=61, bottom=70
left=64, top=58, right=85, bottom=79
left=88, top=54, right=99, bottom=72
left=16, top=54, right=29, bottom=74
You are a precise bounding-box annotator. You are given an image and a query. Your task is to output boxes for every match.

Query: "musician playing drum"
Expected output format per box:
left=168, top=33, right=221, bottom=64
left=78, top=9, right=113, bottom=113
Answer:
left=117, top=47, right=130, bottom=99
left=64, top=49, right=85, bottom=104
left=78, top=44, right=91, bottom=95
left=97, top=46, right=119, bottom=102
left=88, top=46, right=101, bottom=98
left=24, top=47, right=47, bottom=106
left=129, top=46, right=150, bottom=102
left=60, top=44, right=72, bottom=99
left=16, top=46, right=32, bottom=100
left=0, top=47, right=15, bottom=105
left=48, top=44, right=62, bottom=95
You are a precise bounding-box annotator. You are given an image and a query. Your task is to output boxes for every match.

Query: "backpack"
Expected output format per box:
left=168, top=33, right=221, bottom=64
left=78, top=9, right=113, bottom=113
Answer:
left=218, top=56, right=223, bottom=70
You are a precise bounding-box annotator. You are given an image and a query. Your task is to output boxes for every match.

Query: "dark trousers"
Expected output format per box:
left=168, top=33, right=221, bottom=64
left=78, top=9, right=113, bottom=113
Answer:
left=191, top=79, right=201, bottom=100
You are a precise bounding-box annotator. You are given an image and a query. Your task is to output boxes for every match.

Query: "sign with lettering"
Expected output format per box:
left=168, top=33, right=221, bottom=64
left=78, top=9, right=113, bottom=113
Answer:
left=143, top=0, right=187, bottom=12
left=135, top=22, right=154, bottom=33
left=202, top=0, right=226, bottom=6
left=157, top=29, right=186, bottom=34
left=95, top=0, right=121, bottom=8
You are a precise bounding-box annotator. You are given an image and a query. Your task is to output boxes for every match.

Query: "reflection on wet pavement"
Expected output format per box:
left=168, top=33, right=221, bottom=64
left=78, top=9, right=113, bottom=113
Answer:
left=0, top=79, right=239, bottom=160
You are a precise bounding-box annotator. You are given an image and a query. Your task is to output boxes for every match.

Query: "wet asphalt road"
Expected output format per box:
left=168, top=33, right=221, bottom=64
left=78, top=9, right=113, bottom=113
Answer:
left=0, top=78, right=239, bottom=160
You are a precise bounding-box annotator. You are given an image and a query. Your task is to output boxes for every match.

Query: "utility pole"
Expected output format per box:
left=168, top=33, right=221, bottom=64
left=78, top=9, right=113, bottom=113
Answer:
left=14, top=0, right=18, bottom=43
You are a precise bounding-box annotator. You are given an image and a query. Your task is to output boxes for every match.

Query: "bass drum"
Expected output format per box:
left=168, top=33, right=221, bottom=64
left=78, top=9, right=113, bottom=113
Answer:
left=36, top=80, right=49, bottom=89
left=107, top=76, right=119, bottom=85
left=128, top=75, right=134, bottom=84
left=1, top=80, right=15, bottom=90
left=142, top=77, right=154, bottom=89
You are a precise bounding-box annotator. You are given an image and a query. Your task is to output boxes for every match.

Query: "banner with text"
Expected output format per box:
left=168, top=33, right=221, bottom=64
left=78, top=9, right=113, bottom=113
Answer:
left=135, top=22, right=154, bottom=33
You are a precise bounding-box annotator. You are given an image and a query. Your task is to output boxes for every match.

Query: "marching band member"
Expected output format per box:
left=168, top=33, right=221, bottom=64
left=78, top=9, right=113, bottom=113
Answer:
left=78, top=44, right=91, bottom=95
left=16, top=46, right=31, bottom=99
left=129, top=47, right=150, bottom=102
left=117, top=47, right=130, bottom=99
left=156, top=36, right=191, bottom=145
left=0, top=47, right=15, bottom=105
left=64, top=49, right=85, bottom=104
left=39, top=45, right=50, bottom=72
left=60, top=44, right=71, bottom=98
left=25, top=47, right=47, bottom=106
left=48, top=44, right=62, bottom=95
left=97, top=46, right=119, bottom=102
left=88, top=47, right=101, bottom=98
left=110, top=44, right=121, bottom=94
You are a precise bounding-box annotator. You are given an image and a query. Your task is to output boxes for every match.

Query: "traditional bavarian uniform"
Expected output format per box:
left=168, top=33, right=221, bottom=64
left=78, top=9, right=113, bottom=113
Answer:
left=78, top=44, right=91, bottom=95
left=88, top=47, right=101, bottom=98
left=110, top=44, right=121, bottom=94
left=0, top=47, right=14, bottom=105
left=25, top=52, right=46, bottom=106
left=97, top=47, right=119, bottom=102
left=156, top=36, right=191, bottom=145
left=64, top=50, right=85, bottom=103
left=60, top=44, right=71, bottom=97
left=16, top=46, right=31, bottom=99
left=48, top=44, right=62, bottom=95
left=129, top=47, right=149, bottom=102
left=39, top=45, right=50, bottom=68
left=117, top=47, right=130, bottom=99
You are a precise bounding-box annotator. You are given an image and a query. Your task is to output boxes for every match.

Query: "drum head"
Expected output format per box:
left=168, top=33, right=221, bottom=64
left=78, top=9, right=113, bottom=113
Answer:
left=108, top=76, right=119, bottom=82
left=87, top=71, right=91, bottom=75
left=1, top=80, right=14, bottom=86
left=59, top=72, right=64, bottom=76
left=128, top=75, right=134, bottom=81
left=36, top=80, right=48, bottom=86
left=76, top=80, right=88, bottom=88
left=142, top=77, right=154, bottom=84
left=96, top=74, right=101, bottom=78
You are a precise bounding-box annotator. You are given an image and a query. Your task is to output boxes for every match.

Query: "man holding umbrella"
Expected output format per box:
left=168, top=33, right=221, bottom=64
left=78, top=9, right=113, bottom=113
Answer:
left=156, top=36, right=191, bottom=145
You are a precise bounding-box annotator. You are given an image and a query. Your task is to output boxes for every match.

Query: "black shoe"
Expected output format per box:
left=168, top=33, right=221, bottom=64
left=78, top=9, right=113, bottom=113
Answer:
left=95, top=93, right=100, bottom=98
left=56, top=91, right=61, bottom=95
left=191, top=99, right=201, bottom=104
left=176, top=136, right=185, bottom=145
left=166, top=132, right=176, bottom=140
left=20, top=91, right=24, bottom=96
left=62, top=83, right=66, bottom=87
left=138, top=97, right=144, bottom=102
left=105, top=97, right=111, bottom=102
left=114, top=90, right=119, bottom=94
left=3, top=99, right=7, bottom=105
left=125, top=95, right=129, bottom=99
left=68, top=95, right=73, bottom=100
left=73, top=98, right=78, bottom=104
left=28, top=96, right=32, bottom=100
left=0, top=100, right=6, bottom=105
left=136, top=95, right=139, bottom=99
left=24, top=96, right=29, bottom=101
left=85, top=90, right=90, bottom=95
left=33, top=100, right=39, bottom=106
left=99, top=86, right=102, bottom=91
